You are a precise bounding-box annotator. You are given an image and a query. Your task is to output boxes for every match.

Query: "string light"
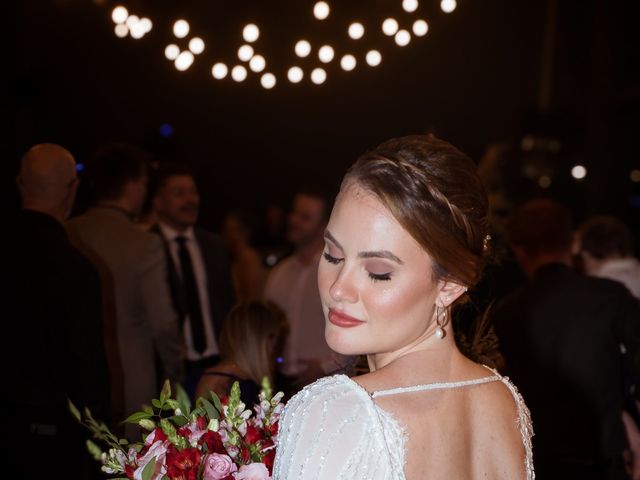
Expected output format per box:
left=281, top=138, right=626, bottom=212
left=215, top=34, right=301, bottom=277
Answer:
left=211, top=63, right=228, bottom=79
left=441, top=0, right=457, bottom=13
left=413, top=19, right=428, bottom=36
left=111, top=6, right=128, bottom=24
left=382, top=18, right=399, bottom=36
left=249, top=55, right=266, bottom=72
left=140, top=18, right=152, bottom=33
left=395, top=29, right=411, bottom=46
left=295, top=40, right=312, bottom=58
left=348, top=22, right=365, bottom=40
left=173, top=19, right=190, bottom=38
left=366, top=50, right=382, bottom=66
left=402, top=0, right=419, bottom=13
left=261, top=73, right=276, bottom=89
left=189, top=37, right=205, bottom=55
left=313, top=2, right=330, bottom=20
left=175, top=51, right=194, bottom=71
left=318, top=45, right=335, bottom=63
left=571, top=165, right=587, bottom=180
left=243, top=24, right=260, bottom=43
left=340, top=54, right=356, bottom=71
left=311, top=68, right=327, bottom=84
left=287, top=66, right=304, bottom=83
left=130, top=22, right=145, bottom=39
left=231, top=65, right=248, bottom=82
left=165, top=44, right=180, bottom=60
left=102, top=1, right=459, bottom=88
left=114, top=24, right=128, bottom=38
left=238, top=45, right=254, bottom=62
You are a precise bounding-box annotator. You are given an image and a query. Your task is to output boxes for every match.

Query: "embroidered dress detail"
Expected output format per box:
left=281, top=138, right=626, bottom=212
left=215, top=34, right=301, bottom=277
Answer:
left=273, top=370, right=534, bottom=480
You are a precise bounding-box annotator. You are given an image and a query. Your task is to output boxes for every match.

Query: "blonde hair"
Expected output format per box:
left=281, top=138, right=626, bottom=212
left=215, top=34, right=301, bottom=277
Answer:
left=219, top=301, right=287, bottom=385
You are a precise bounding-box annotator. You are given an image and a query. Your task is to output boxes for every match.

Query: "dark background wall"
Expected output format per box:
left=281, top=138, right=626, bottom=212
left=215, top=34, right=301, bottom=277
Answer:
left=4, top=0, right=639, bottom=238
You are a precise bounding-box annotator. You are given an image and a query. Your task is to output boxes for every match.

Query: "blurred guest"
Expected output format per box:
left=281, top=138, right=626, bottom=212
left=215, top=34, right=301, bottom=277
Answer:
left=577, top=216, right=640, bottom=299
left=66, top=144, right=184, bottom=438
left=254, top=202, right=292, bottom=267
left=222, top=209, right=268, bottom=301
left=150, top=163, right=235, bottom=398
left=195, top=301, right=287, bottom=406
left=264, top=187, right=349, bottom=389
left=493, top=199, right=640, bottom=480
left=4, top=144, right=110, bottom=478
left=577, top=216, right=640, bottom=478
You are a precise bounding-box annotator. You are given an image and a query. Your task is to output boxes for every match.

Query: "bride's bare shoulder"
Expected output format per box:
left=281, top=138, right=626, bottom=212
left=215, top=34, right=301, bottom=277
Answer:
left=471, top=377, right=528, bottom=478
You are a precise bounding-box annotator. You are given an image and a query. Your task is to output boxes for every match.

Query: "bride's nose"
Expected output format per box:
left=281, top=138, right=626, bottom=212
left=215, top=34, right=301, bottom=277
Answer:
left=329, top=266, right=358, bottom=303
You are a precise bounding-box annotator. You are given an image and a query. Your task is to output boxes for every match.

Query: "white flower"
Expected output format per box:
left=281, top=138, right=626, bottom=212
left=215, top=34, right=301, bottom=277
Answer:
left=133, top=441, right=168, bottom=480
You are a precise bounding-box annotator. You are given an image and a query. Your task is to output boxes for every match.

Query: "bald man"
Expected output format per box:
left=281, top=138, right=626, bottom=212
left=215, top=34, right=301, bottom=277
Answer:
left=3, top=144, right=110, bottom=478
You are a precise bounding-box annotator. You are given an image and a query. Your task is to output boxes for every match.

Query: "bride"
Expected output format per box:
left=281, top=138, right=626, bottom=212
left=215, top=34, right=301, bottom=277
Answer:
left=272, top=135, right=534, bottom=479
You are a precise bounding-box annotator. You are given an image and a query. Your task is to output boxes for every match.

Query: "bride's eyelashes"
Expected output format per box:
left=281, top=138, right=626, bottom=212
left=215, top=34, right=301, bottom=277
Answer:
left=368, top=272, right=392, bottom=282
left=323, top=252, right=343, bottom=265
left=323, top=252, right=393, bottom=282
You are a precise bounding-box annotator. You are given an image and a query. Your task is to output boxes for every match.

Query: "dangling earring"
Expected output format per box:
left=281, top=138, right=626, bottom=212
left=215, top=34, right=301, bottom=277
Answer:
left=434, top=305, right=448, bottom=339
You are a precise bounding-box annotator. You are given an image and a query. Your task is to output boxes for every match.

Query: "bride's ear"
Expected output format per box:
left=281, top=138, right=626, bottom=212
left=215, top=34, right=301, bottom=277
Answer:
left=436, top=280, right=467, bottom=308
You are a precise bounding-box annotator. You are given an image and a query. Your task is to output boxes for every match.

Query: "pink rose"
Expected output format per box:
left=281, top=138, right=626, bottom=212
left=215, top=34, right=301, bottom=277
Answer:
left=235, top=463, right=271, bottom=480
left=203, top=453, right=238, bottom=480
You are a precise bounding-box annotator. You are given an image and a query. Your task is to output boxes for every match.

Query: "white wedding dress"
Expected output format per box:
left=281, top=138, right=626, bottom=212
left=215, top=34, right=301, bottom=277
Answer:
left=273, top=368, right=534, bottom=480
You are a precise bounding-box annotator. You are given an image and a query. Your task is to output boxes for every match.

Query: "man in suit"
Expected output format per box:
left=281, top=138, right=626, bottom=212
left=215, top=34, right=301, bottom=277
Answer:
left=492, top=199, right=640, bottom=479
left=264, top=187, right=349, bottom=391
left=66, top=144, right=184, bottom=438
left=150, top=163, right=235, bottom=397
left=4, top=143, right=110, bottom=478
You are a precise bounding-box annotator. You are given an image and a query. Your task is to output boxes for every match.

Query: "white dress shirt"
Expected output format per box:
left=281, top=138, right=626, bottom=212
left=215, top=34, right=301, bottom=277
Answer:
left=159, top=222, right=219, bottom=360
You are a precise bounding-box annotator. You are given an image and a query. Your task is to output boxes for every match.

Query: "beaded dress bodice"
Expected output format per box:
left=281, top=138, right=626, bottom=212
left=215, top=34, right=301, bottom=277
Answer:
left=273, top=369, right=534, bottom=480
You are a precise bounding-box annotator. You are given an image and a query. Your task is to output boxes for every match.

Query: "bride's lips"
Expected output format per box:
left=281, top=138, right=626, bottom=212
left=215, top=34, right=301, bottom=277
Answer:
left=328, top=309, right=365, bottom=328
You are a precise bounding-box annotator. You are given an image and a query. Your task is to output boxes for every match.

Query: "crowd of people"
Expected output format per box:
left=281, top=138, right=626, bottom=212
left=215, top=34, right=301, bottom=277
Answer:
left=4, top=137, right=640, bottom=479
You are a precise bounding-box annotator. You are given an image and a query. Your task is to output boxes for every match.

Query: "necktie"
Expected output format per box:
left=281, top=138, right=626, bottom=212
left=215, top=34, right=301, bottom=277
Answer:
left=175, top=236, right=206, bottom=353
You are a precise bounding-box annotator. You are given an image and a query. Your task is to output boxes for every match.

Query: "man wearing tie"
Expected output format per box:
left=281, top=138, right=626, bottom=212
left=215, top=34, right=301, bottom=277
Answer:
left=150, top=163, right=235, bottom=397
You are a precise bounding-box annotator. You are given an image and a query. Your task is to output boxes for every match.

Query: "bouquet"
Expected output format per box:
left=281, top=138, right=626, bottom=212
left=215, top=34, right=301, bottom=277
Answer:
left=70, top=379, right=284, bottom=480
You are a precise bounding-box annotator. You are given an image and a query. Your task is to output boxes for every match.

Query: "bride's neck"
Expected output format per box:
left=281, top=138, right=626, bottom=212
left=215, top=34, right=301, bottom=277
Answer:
left=366, top=332, right=458, bottom=373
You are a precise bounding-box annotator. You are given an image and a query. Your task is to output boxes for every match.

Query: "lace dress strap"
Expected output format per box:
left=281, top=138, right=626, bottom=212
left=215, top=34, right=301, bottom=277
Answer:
left=370, top=366, right=535, bottom=480
left=482, top=366, right=535, bottom=480
left=371, top=374, right=501, bottom=398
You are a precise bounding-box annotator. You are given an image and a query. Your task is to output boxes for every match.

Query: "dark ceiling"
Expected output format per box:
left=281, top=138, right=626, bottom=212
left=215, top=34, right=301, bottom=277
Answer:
left=6, top=0, right=640, bottom=234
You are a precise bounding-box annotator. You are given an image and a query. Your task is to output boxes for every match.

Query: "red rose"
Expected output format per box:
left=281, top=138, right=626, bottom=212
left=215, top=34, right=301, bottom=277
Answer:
left=262, top=449, right=276, bottom=474
left=200, top=430, right=225, bottom=454
left=269, top=421, right=278, bottom=437
left=177, top=426, right=192, bottom=438
left=151, top=427, right=168, bottom=443
left=245, top=425, right=263, bottom=444
left=240, top=444, right=251, bottom=464
left=124, top=464, right=135, bottom=479
left=196, top=415, right=207, bottom=431
left=166, top=446, right=201, bottom=480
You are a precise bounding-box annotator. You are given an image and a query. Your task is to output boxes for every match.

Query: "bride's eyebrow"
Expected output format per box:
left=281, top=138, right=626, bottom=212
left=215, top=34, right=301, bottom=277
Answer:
left=324, top=230, right=343, bottom=250
left=358, top=250, right=403, bottom=265
left=324, top=230, right=403, bottom=265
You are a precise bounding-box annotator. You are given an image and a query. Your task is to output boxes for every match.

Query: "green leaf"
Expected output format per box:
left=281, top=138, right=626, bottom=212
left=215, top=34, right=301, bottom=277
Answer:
left=167, top=415, right=188, bottom=427
left=199, top=398, right=219, bottom=420
left=68, top=399, right=82, bottom=423
left=176, top=384, right=192, bottom=417
left=143, top=405, right=154, bottom=415
left=152, top=399, right=162, bottom=409
left=261, top=376, right=273, bottom=401
left=141, top=457, right=157, bottom=480
left=209, top=391, right=223, bottom=414
left=160, top=379, right=171, bottom=403
left=139, top=419, right=156, bottom=431
left=123, top=411, right=153, bottom=424
left=119, top=438, right=129, bottom=445
left=86, top=439, right=103, bottom=461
